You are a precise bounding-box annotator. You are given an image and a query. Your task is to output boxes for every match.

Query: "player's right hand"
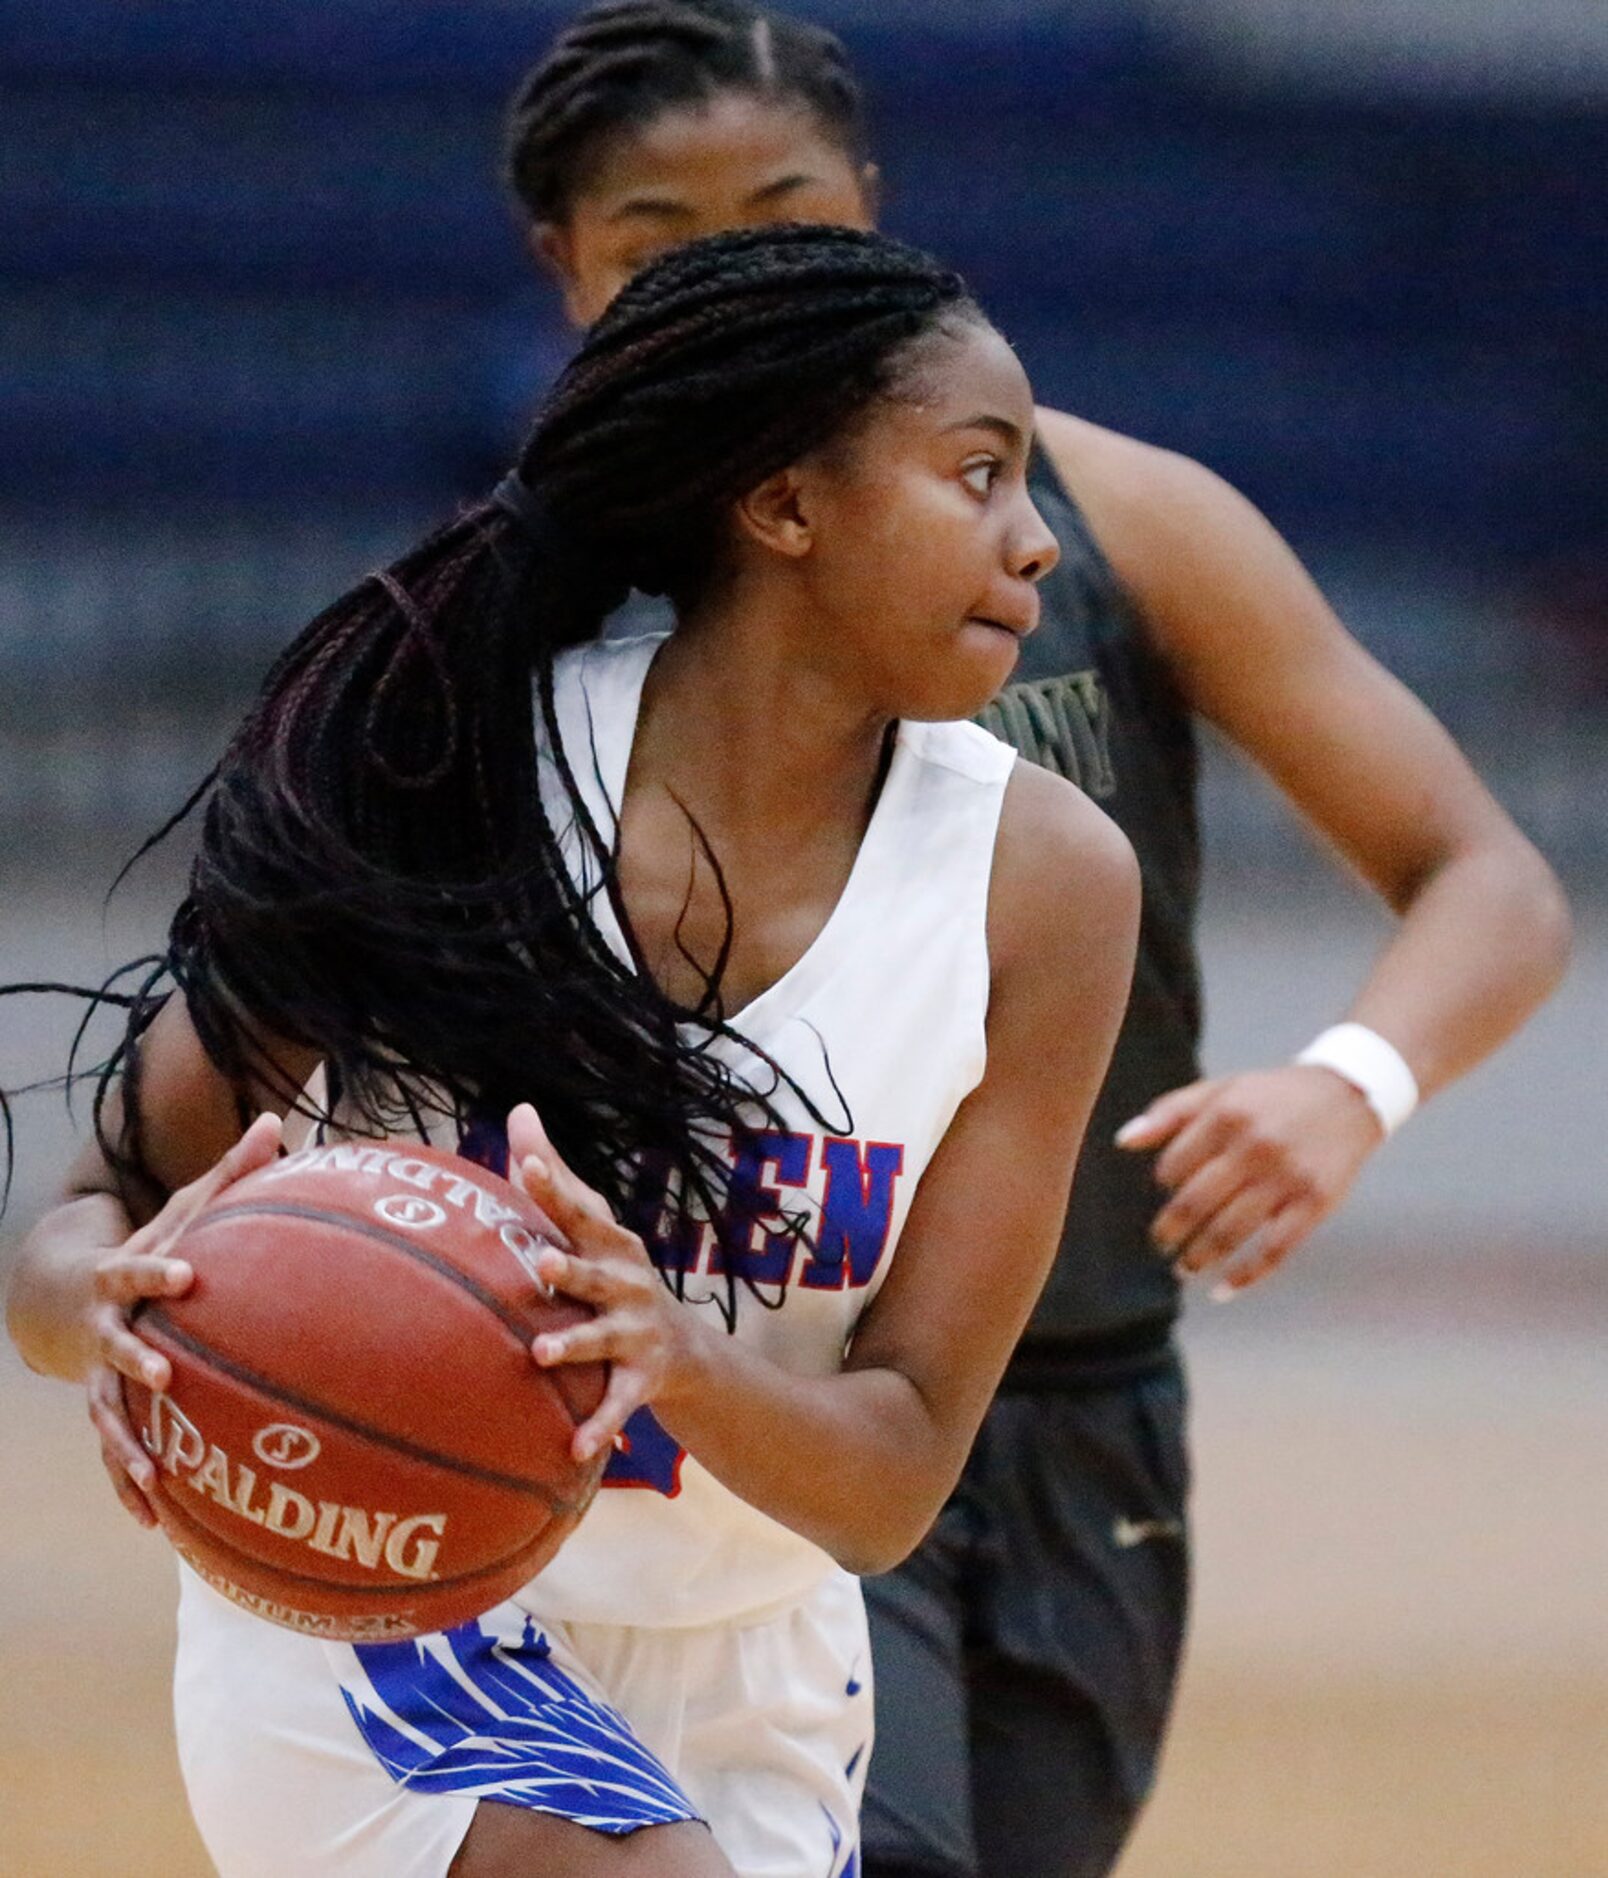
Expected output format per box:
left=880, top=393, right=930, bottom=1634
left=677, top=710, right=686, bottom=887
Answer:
left=84, top=1112, right=283, bottom=1527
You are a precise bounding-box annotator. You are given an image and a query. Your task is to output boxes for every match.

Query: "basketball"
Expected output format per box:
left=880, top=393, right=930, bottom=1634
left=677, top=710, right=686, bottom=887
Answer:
left=119, top=1140, right=609, bottom=1642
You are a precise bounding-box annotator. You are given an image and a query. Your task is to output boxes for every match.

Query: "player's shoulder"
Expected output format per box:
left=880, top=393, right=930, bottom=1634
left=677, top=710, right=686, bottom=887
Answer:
left=998, top=755, right=1135, bottom=881
left=1033, top=405, right=1262, bottom=557
left=1033, top=405, right=1292, bottom=631
left=1034, top=405, right=1231, bottom=512
left=989, top=757, right=1139, bottom=979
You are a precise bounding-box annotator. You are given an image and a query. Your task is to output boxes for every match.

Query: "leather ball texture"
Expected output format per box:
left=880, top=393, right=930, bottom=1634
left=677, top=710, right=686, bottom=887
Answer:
left=122, top=1140, right=609, bottom=1642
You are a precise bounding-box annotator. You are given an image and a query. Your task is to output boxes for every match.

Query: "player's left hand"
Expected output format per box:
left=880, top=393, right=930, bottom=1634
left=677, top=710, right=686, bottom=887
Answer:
left=507, top=1101, right=697, bottom=1465
left=1116, top=1065, right=1383, bottom=1294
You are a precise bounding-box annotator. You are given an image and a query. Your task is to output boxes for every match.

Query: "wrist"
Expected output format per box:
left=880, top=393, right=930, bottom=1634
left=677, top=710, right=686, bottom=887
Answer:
left=6, top=1242, right=102, bottom=1382
left=654, top=1306, right=722, bottom=1415
left=1295, top=1023, right=1419, bottom=1138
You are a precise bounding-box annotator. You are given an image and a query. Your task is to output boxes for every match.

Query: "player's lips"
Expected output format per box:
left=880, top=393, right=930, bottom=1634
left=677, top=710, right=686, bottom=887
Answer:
left=966, top=614, right=1031, bottom=640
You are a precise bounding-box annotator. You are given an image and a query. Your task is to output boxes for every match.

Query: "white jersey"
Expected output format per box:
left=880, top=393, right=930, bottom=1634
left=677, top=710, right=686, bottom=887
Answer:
left=524, top=633, right=1015, bottom=1629
left=172, top=630, right=1016, bottom=1878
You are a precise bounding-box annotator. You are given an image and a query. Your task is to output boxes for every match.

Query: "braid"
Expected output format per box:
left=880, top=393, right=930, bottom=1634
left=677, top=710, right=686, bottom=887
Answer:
left=518, top=227, right=962, bottom=599
left=37, top=226, right=975, bottom=1325
left=505, top=0, right=865, bottom=223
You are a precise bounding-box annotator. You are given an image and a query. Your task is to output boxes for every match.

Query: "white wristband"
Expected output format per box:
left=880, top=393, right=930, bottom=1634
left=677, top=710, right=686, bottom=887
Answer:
left=1295, top=1023, right=1419, bottom=1138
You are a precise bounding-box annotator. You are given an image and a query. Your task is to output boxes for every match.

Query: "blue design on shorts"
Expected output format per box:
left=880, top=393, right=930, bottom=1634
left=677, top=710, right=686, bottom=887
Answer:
left=342, top=1616, right=697, bottom=1834
left=820, top=1799, right=861, bottom=1877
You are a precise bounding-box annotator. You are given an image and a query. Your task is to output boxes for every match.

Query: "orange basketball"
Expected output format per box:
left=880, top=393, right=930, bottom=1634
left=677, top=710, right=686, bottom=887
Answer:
left=120, top=1140, right=608, bottom=1642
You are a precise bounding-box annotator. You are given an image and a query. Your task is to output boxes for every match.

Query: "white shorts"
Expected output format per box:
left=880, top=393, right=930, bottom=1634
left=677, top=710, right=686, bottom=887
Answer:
left=174, top=1564, right=871, bottom=1878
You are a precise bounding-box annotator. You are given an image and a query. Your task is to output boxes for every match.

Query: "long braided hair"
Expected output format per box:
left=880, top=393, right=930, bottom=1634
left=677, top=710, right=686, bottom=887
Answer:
left=91, top=225, right=976, bottom=1308
left=504, top=0, right=866, bottom=225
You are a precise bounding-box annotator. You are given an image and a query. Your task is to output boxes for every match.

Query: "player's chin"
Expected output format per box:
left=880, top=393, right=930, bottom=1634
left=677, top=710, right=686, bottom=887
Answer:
left=929, top=620, right=1024, bottom=717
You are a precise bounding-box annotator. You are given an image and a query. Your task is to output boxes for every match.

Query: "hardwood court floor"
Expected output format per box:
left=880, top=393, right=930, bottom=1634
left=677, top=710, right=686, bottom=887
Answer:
left=3, top=882, right=1603, bottom=1876
left=1115, top=1312, right=1608, bottom=1878
left=4, top=1302, right=1603, bottom=1877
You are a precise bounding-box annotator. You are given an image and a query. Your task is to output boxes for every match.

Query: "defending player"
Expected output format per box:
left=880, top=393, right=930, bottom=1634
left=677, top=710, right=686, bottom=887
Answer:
left=490, top=7, right=1571, bottom=1874
left=6, top=229, right=1139, bottom=1875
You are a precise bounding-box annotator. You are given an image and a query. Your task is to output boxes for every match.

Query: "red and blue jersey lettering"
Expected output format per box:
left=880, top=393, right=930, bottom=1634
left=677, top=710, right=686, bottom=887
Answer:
left=458, top=1117, right=905, bottom=1499
left=800, top=1138, right=905, bottom=1291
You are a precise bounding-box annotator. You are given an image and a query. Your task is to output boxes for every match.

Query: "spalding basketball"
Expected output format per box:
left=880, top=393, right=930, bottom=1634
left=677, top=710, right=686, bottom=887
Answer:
left=121, top=1140, right=609, bottom=1642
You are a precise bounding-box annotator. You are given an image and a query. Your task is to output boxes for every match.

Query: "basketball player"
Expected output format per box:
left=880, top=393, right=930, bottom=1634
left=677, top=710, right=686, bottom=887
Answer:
left=487, top=7, right=1570, bottom=1875
left=7, top=228, right=1143, bottom=1875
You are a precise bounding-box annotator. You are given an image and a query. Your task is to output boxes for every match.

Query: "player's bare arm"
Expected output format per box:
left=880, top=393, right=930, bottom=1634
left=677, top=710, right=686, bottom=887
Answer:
left=521, top=767, right=1140, bottom=1574
left=5, top=998, right=311, bottom=1517
left=1037, top=407, right=1571, bottom=1289
left=8, top=995, right=315, bottom=1374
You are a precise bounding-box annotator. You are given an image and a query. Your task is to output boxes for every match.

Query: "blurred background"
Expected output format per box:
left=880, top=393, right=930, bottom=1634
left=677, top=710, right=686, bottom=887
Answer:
left=0, top=2, right=1602, bottom=1873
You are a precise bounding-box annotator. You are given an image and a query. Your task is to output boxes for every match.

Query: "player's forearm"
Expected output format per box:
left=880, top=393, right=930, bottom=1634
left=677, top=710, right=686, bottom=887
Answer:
left=5, top=1190, right=133, bottom=1382
left=655, top=1327, right=954, bottom=1575
left=1345, top=832, right=1569, bottom=1100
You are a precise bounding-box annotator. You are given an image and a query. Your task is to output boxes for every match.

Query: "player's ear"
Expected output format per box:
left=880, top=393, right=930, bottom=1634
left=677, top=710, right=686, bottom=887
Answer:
left=528, top=222, right=590, bottom=327
left=733, top=468, right=814, bottom=561
left=857, top=162, right=883, bottom=227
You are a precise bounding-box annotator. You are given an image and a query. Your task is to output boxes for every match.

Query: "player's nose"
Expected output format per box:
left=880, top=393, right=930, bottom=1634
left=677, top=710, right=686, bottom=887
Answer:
left=1009, top=496, right=1060, bottom=586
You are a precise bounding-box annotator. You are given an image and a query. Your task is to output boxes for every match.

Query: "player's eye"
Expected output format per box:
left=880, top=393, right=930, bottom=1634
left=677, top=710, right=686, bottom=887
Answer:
left=961, top=457, right=1001, bottom=498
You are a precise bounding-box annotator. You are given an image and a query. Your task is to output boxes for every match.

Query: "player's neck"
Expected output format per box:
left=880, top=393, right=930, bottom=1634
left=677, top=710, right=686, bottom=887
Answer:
left=635, top=603, right=893, bottom=844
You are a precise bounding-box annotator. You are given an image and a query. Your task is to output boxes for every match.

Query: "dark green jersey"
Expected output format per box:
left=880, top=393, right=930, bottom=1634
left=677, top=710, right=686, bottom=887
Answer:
left=980, top=443, right=1202, bottom=1365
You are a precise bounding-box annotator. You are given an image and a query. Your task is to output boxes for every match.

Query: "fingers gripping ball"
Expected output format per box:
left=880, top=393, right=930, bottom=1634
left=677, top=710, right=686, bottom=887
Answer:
left=120, top=1142, right=608, bottom=1641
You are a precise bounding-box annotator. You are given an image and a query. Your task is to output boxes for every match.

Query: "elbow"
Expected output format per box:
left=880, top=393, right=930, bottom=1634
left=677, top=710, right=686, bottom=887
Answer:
left=1528, top=856, right=1574, bottom=993
left=833, top=1526, right=926, bottom=1580
left=1413, top=827, right=1573, bottom=998
left=827, top=1474, right=952, bottom=1578
left=819, top=1383, right=966, bottom=1575
left=1497, top=836, right=1573, bottom=1001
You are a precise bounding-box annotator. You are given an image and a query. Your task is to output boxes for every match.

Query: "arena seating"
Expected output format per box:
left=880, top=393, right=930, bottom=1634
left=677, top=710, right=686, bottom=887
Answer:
left=0, top=0, right=1601, bottom=845
left=2, top=0, right=1600, bottom=538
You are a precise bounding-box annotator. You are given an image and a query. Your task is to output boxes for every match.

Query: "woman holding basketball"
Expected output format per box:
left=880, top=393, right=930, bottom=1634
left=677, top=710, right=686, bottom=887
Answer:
left=7, top=227, right=1139, bottom=1875
left=484, top=7, right=1568, bottom=1876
